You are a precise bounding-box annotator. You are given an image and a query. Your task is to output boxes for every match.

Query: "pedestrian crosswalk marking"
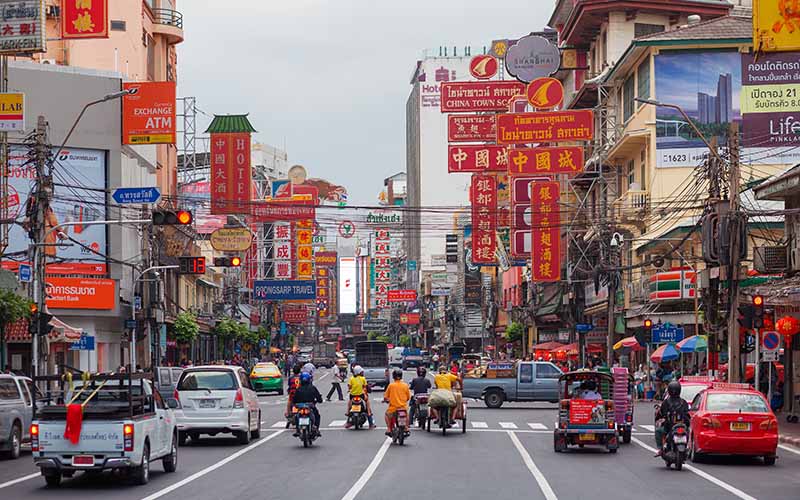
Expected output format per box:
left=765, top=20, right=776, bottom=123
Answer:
left=528, top=423, right=547, bottom=430
left=640, top=425, right=655, bottom=432
left=499, top=422, right=518, bottom=429
left=329, top=420, right=347, bottom=427
left=471, top=421, right=488, bottom=428
left=271, top=421, right=285, bottom=428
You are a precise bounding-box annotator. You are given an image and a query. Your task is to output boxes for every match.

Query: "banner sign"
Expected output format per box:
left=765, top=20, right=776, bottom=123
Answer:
left=530, top=181, right=560, bottom=282
left=0, top=0, right=46, bottom=54
left=496, top=110, right=594, bottom=144
left=448, top=114, right=496, bottom=142
left=46, top=277, right=115, bottom=310
left=122, top=81, right=176, bottom=145
left=440, top=81, right=526, bottom=113
left=283, top=307, right=308, bottom=325
left=387, top=289, right=417, bottom=302
left=61, top=0, right=108, bottom=39
left=741, top=52, right=800, bottom=148
left=753, top=0, right=800, bottom=53
left=251, top=200, right=315, bottom=221
left=315, top=264, right=329, bottom=318
left=471, top=174, right=497, bottom=264
left=210, top=132, right=251, bottom=214
left=448, top=145, right=508, bottom=173
left=315, top=251, right=337, bottom=267
left=253, top=280, right=316, bottom=301
left=0, top=92, right=23, bottom=131
left=508, top=146, right=584, bottom=176
left=400, top=313, right=421, bottom=325
left=273, top=222, right=292, bottom=280
left=210, top=227, right=252, bottom=252
left=569, top=399, right=604, bottom=425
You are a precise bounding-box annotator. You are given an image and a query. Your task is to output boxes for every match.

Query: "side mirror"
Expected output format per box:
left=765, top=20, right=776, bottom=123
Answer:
left=166, top=398, right=181, bottom=409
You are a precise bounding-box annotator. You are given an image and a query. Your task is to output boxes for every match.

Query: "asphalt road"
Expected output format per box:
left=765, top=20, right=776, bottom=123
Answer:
left=2, top=367, right=799, bottom=500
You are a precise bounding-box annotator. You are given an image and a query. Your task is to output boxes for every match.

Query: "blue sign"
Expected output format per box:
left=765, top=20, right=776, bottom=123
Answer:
left=651, top=324, right=685, bottom=344
left=259, top=338, right=267, bottom=348
left=69, top=334, right=95, bottom=351
left=159, top=324, right=167, bottom=354
left=134, top=295, right=142, bottom=311
left=407, top=260, right=417, bottom=271
left=576, top=323, right=593, bottom=333
left=18, top=264, right=31, bottom=283
left=280, top=321, right=287, bottom=336
left=125, top=319, right=136, bottom=329
left=762, top=331, right=780, bottom=351
left=253, top=280, right=316, bottom=301
left=112, top=187, right=161, bottom=204
left=234, top=343, right=242, bottom=354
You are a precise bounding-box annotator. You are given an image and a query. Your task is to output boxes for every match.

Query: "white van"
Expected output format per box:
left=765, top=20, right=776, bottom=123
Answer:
left=389, top=347, right=404, bottom=368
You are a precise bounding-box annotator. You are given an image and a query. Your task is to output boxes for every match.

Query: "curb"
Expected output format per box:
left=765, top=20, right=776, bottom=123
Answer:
left=779, top=435, right=800, bottom=447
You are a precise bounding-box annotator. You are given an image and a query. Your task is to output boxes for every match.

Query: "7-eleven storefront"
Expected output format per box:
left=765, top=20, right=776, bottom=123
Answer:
left=3, top=317, right=83, bottom=376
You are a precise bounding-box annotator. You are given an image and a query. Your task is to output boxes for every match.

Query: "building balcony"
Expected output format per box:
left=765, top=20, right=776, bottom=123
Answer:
left=151, top=8, right=184, bottom=44
left=613, top=189, right=650, bottom=229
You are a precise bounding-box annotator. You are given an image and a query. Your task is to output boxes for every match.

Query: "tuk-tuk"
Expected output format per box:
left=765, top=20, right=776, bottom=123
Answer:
left=554, top=370, right=619, bottom=454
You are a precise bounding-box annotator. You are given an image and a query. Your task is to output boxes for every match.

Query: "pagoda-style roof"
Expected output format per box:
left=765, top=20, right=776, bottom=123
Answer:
left=204, top=114, right=257, bottom=134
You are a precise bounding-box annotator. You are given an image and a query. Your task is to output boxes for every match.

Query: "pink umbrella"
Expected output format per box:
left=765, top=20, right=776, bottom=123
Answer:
left=613, top=336, right=643, bottom=351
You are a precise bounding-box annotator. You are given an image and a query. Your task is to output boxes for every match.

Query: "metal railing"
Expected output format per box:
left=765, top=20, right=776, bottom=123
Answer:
left=613, top=189, right=650, bottom=222
left=152, top=8, right=183, bottom=29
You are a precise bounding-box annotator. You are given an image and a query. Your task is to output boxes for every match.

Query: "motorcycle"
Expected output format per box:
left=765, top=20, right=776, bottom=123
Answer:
left=390, top=408, right=410, bottom=445
left=661, top=421, right=689, bottom=470
left=411, top=394, right=429, bottom=429
left=293, top=403, right=318, bottom=448
left=348, top=395, right=368, bottom=430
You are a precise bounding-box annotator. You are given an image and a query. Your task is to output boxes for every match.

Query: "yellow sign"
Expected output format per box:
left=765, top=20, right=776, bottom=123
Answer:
left=741, top=83, right=800, bottom=113
left=0, top=93, right=24, bottom=131
left=754, top=0, right=800, bottom=52
left=210, top=227, right=252, bottom=252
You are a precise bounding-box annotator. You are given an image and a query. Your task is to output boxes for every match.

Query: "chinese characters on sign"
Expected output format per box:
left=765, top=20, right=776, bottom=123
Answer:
left=273, top=222, right=292, bottom=280
left=61, top=0, right=108, bottom=39
left=374, top=228, right=391, bottom=309
left=316, top=265, right=329, bottom=318
left=0, top=0, right=46, bottom=54
left=496, top=110, right=594, bottom=145
left=122, top=81, right=176, bottom=145
left=530, top=181, right=560, bottom=282
left=471, top=174, right=497, bottom=264
left=387, top=289, right=417, bottom=303
left=296, top=219, right=314, bottom=280
left=210, top=132, right=252, bottom=214
left=440, top=81, right=526, bottom=112
left=448, top=145, right=508, bottom=173
left=448, top=114, right=497, bottom=142
left=508, top=146, right=584, bottom=175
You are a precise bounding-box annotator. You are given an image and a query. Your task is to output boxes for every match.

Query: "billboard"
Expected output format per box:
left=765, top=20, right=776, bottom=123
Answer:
left=338, top=256, right=357, bottom=315
left=0, top=0, right=46, bottom=54
left=122, top=81, right=176, bottom=145
left=7, top=146, right=106, bottom=265
left=45, top=277, right=115, bottom=310
left=62, top=0, right=108, bottom=39
left=253, top=280, right=316, bottom=301
left=741, top=52, right=800, bottom=148
left=754, top=0, right=800, bottom=53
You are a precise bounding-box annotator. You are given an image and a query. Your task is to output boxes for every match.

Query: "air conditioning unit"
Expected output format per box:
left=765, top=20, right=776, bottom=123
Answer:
left=650, top=254, right=667, bottom=270
left=755, top=245, right=788, bottom=273
left=39, top=59, right=57, bottom=65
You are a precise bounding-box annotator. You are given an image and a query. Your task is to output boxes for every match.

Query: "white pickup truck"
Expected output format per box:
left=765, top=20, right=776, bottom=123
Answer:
left=31, top=373, right=178, bottom=487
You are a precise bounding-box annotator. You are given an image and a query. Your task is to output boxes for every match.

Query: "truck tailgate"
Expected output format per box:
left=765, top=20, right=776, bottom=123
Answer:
left=38, top=420, right=126, bottom=454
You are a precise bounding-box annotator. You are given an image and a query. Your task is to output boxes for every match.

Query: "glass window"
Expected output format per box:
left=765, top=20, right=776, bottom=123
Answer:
left=177, top=370, right=237, bottom=391
left=238, top=370, right=252, bottom=390
left=519, top=364, right=533, bottom=383
left=153, top=389, right=165, bottom=409
left=623, top=74, right=635, bottom=122
left=536, top=363, right=561, bottom=379
left=637, top=59, right=650, bottom=104
left=634, top=23, right=665, bottom=38
left=18, top=380, right=31, bottom=406
left=706, top=393, right=769, bottom=413
left=627, top=159, right=635, bottom=187
left=159, top=368, right=171, bottom=385
left=0, top=379, right=19, bottom=400
left=110, top=20, right=126, bottom=31
left=690, top=394, right=702, bottom=412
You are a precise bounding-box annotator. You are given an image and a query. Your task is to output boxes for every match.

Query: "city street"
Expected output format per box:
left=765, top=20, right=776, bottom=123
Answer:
left=2, top=368, right=799, bottom=500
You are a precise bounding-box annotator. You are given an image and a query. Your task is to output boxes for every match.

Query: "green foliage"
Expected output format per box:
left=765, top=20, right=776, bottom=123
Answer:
left=367, top=332, right=378, bottom=340
left=376, top=335, right=391, bottom=344
left=257, top=326, right=270, bottom=342
left=398, top=334, right=412, bottom=347
left=505, top=321, right=524, bottom=343
left=174, top=311, right=199, bottom=343
left=0, top=290, right=31, bottom=329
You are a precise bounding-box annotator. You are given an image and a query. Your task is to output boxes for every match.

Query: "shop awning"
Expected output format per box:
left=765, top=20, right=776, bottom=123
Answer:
left=2, top=317, right=83, bottom=343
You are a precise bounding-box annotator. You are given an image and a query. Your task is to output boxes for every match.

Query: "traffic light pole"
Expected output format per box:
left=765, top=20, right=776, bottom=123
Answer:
left=133, top=266, right=178, bottom=370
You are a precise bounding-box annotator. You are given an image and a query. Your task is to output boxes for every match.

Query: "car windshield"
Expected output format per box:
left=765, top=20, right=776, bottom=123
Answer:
left=681, top=384, right=708, bottom=404
left=706, top=393, right=769, bottom=413
left=178, top=370, right=237, bottom=391
left=253, top=365, right=279, bottom=376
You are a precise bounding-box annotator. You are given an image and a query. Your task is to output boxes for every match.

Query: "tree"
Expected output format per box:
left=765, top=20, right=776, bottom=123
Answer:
left=376, top=335, right=391, bottom=344
left=367, top=332, right=378, bottom=340
left=0, top=290, right=31, bottom=369
left=398, top=334, right=412, bottom=347
left=174, top=311, right=199, bottom=344
left=505, top=321, right=524, bottom=343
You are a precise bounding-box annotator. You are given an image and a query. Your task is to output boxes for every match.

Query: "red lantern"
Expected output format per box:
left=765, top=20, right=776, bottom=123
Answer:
left=776, top=315, right=800, bottom=336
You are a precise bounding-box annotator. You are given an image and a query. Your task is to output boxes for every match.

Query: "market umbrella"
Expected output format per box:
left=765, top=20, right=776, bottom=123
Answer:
left=532, top=341, right=565, bottom=351
left=613, top=336, right=644, bottom=351
left=676, top=335, right=707, bottom=353
left=650, top=343, right=681, bottom=363
left=551, top=343, right=605, bottom=356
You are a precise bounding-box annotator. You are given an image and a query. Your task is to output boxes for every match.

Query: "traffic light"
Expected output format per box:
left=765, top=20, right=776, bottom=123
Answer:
left=178, top=256, right=206, bottom=275
left=643, top=318, right=653, bottom=329
left=152, top=209, right=193, bottom=226
left=737, top=303, right=754, bottom=329
left=214, top=256, right=242, bottom=267
left=29, top=310, right=53, bottom=337
left=752, top=295, right=765, bottom=329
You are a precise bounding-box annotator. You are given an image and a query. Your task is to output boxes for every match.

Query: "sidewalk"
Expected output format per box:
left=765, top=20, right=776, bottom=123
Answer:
left=778, top=418, right=800, bottom=447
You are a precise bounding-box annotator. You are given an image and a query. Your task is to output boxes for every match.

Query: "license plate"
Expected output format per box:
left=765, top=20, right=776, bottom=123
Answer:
left=199, top=399, right=215, bottom=408
left=579, top=433, right=595, bottom=441
left=299, top=417, right=310, bottom=426
left=351, top=405, right=361, bottom=412
left=398, top=417, right=407, bottom=426
left=73, top=455, right=94, bottom=466
left=731, top=422, right=751, bottom=432
left=673, top=436, right=688, bottom=443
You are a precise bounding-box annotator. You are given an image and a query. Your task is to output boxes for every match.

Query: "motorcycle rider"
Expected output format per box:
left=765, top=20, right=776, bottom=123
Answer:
left=285, top=364, right=303, bottom=422
left=383, top=369, right=411, bottom=437
left=345, top=365, right=376, bottom=429
left=291, top=372, right=323, bottom=437
left=409, top=366, right=431, bottom=420
left=654, top=380, right=690, bottom=457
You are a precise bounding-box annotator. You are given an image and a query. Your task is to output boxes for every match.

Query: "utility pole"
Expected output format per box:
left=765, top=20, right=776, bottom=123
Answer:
left=726, top=123, right=742, bottom=383
left=0, top=56, right=9, bottom=256
left=31, top=116, right=52, bottom=377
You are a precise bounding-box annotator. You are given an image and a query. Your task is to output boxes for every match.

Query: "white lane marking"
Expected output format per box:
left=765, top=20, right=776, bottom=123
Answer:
left=778, top=444, right=800, bottom=456
left=271, top=421, right=285, bottom=428
left=340, top=438, right=392, bottom=500
left=640, top=425, right=655, bottom=432
left=499, top=422, right=518, bottom=429
left=141, top=430, right=285, bottom=500
left=0, top=472, right=40, bottom=490
left=630, top=437, right=756, bottom=500
left=471, top=421, right=489, bottom=428
left=528, top=423, right=548, bottom=430
left=508, top=431, right=558, bottom=500
left=329, top=420, right=347, bottom=427
left=318, top=372, right=330, bottom=381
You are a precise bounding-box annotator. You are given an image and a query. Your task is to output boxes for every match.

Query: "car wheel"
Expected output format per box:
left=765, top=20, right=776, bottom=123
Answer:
left=3, top=422, right=21, bottom=459
left=484, top=390, right=504, bottom=409
left=278, top=388, right=284, bottom=396
left=689, top=436, right=702, bottom=463
left=133, top=443, right=150, bottom=485
left=238, top=421, right=251, bottom=445
left=178, top=431, right=188, bottom=447
left=764, top=455, right=776, bottom=466
left=44, top=473, right=61, bottom=488
left=251, top=412, right=261, bottom=439
left=162, top=435, right=178, bottom=473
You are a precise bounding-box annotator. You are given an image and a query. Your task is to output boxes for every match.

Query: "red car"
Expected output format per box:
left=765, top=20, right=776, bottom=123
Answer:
left=688, top=383, right=778, bottom=465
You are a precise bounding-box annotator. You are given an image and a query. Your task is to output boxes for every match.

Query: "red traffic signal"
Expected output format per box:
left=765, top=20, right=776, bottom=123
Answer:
left=214, top=256, right=242, bottom=267
left=231, top=256, right=242, bottom=267
left=643, top=319, right=653, bottom=329
left=152, top=209, right=193, bottom=226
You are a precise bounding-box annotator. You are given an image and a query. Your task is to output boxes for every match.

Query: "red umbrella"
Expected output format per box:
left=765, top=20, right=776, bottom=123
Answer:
left=532, top=341, right=565, bottom=351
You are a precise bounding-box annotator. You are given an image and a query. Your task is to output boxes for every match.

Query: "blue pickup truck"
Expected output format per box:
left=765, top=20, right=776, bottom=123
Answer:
left=461, top=361, right=563, bottom=408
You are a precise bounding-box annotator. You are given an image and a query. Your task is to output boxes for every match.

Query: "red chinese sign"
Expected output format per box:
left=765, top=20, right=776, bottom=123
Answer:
left=400, top=313, right=421, bottom=325
left=440, top=81, right=526, bottom=113
left=448, top=145, right=508, bottom=173
left=496, top=110, right=594, bottom=145
left=315, top=265, right=329, bottom=318
left=471, top=174, right=497, bottom=264
left=531, top=181, right=560, bottom=282
left=387, top=289, right=417, bottom=303
left=210, top=132, right=252, bottom=214
left=508, top=147, right=584, bottom=176
left=62, top=0, right=109, bottom=39
left=374, top=228, right=391, bottom=309
left=284, top=307, right=307, bottom=325
left=448, top=114, right=496, bottom=142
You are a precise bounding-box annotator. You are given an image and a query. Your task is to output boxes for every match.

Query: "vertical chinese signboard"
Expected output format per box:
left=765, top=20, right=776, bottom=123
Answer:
left=210, top=132, right=251, bottom=214
left=530, top=181, right=560, bottom=282
left=471, top=174, right=497, bottom=264
left=374, top=228, right=391, bottom=309
left=296, top=219, right=314, bottom=279
left=61, top=0, right=108, bottom=39
left=273, top=222, right=292, bottom=279
left=0, top=0, right=46, bottom=55
left=316, top=266, right=330, bottom=319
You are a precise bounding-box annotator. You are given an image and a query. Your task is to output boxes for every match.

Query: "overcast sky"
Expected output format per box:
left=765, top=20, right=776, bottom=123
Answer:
left=177, top=1, right=552, bottom=205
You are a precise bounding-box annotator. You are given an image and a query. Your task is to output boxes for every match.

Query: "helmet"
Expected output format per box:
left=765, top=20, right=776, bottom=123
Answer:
left=353, top=365, right=364, bottom=376
left=585, top=380, right=597, bottom=392
left=417, top=366, right=427, bottom=377
left=667, top=380, right=681, bottom=398
left=300, top=372, right=312, bottom=385
left=392, top=369, right=403, bottom=380
left=438, top=366, right=447, bottom=374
